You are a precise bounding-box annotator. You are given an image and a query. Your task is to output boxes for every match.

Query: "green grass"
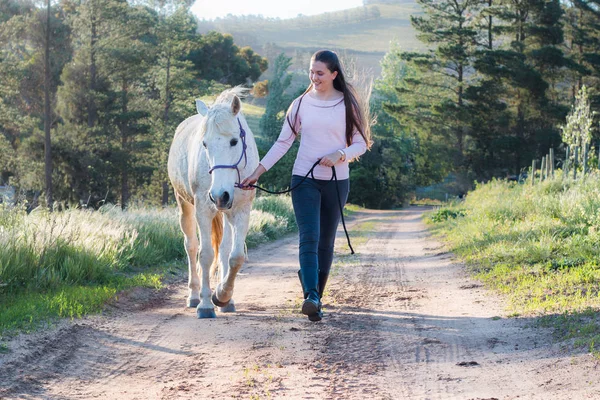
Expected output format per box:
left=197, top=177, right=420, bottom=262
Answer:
left=428, top=172, right=600, bottom=353
left=343, top=203, right=365, bottom=217
left=410, top=197, right=446, bottom=206
left=538, top=309, right=600, bottom=356
left=0, top=195, right=295, bottom=338
left=247, top=195, right=297, bottom=248
left=242, top=102, right=265, bottom=139
left=336, top=219, right=378, bottom=254
left=0, top=273, right=162, bottom=335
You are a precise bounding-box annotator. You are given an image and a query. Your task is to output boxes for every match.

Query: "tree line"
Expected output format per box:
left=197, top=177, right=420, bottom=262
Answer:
left=381, top=0, right=600, bottom=195
left=5, top=0, right=599, bottom=211
left=0, top=0, right=267, bottom=209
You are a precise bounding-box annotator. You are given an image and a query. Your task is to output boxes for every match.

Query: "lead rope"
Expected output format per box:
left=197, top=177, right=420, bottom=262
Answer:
left=331, top=166, right=355, bottom=255
left=247, top=160, right=355, bottom=255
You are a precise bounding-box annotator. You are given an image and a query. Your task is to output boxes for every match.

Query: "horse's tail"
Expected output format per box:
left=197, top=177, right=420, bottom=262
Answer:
left=210, top=213, right=223, bottom=278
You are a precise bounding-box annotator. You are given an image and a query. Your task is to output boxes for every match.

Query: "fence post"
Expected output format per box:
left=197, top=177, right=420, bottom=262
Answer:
left=550, top=148, right=555, bottom=178
left=574, top=146, right=579, bottom=180
left=541, top=156, right=546, bottom=181
left=565, top=147, right=570, bottom=178
left=531, top=159, right=536, bottom=186
left=546, top=154, right=551, bottom=180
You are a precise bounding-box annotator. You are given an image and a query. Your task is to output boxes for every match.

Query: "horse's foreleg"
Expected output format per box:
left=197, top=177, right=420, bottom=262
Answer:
left=217, top=219, right=235, bottom=312
left=215, top=206, right=251, bottom=306
left=177, top=198, right=200, bottom=308
left=196, top=209, right=217, bottom=319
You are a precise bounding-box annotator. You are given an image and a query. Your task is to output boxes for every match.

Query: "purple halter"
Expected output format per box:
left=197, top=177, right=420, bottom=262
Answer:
left=207, top=118, right=248, bottom=188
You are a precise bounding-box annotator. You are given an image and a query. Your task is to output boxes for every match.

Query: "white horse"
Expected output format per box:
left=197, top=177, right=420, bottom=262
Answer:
left=168, top=88, right=258, bottom=318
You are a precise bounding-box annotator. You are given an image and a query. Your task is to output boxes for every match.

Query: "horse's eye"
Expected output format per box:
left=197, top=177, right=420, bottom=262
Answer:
left=202, top=141, right=207, bottom=148
left=230, top=139, right=238, bottom=147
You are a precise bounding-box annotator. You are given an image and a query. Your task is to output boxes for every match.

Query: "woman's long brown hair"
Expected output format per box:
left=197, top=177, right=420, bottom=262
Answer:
left=285, top=50, right=372, bottom=151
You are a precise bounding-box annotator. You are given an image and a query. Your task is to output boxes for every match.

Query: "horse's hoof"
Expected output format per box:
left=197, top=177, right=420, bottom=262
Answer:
left=187, top=298, right=200, bottom=308
left=197, top=308, right=217, bottom=319
left=211, top=292, right=230, bottom=308
left=219, top=302, right=236, bottom=313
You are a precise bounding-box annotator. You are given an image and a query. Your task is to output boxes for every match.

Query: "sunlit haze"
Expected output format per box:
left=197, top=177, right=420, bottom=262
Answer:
left=191, top=0, right=365, bottom=20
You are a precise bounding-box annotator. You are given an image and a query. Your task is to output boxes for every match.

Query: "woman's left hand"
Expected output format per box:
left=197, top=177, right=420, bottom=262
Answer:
left=319, top=151, right=342, bottom=168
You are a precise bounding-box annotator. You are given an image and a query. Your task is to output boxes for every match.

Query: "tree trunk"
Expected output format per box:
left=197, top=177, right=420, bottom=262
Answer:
left=456, top=11, right=465, bottom=166
left=162, top=54, right=171, bottom=207
left=44, top=0, right=53, bottom=209
left=516, top=99, right=525, bottom=173
left=120, top=79, right=129, bottom=210
left=488, top=0, right=493, bottom=49
left=578, top=9, right=583, bottom=91
left=164, top=54, right=171, bottom=126
left=456, top=60, right=464, bottom=165
left=162, top=181, right=170, bottom=206
left=88, top=8, right=97, bottom=128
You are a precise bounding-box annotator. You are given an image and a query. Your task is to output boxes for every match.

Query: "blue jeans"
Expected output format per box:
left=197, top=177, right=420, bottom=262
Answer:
left=291, top=175, right=350, bottom=299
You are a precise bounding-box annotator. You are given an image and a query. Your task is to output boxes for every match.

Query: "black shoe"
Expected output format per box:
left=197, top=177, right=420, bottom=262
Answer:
left=308, top=308, right=323, bottom=322
left=302, top=298, right=323, bottom=322
left=301, top=298, right=319, bottom=315
left=298, top=269, right=322, bottom=321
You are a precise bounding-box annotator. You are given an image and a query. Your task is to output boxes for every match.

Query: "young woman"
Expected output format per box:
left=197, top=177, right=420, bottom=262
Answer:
left=241, top=50, right=372, bottom=321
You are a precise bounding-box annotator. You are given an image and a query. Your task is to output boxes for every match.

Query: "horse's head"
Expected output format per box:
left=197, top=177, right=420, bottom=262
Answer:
left=196, top=95, right=245, bottom=210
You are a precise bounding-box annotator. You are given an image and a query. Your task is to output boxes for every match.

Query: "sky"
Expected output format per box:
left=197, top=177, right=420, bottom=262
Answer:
left=191, top=0, right=365, bottom=21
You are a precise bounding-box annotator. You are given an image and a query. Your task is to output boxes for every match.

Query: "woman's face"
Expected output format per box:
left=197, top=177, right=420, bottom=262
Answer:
left=309, top=60, right=338, bottom=92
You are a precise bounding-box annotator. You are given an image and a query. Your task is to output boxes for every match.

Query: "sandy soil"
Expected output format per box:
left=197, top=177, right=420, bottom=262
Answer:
left=1, top=206, right=599, bottom=400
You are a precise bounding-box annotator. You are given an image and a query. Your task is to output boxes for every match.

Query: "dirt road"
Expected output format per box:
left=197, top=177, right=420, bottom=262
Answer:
left=1, top=207, right=599, bottom=399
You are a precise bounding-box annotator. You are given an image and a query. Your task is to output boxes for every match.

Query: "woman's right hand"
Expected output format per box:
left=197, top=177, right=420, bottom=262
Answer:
left=240, top=164, right=266, bottom=190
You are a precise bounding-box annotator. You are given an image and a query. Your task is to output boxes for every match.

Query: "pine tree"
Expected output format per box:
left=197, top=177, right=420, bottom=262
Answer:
left=470, top=0, right=575, bottom=174
left=55, top=0, right=124, bottom=205
left=0, top=0, right=70, bottom=201
left=396, top=0, right=480, bottom=171
left=260, top=53, right=293, bottom=143
left=102, top=1, right=155, bottom=208
left=145, top=3, right=196, bottom=206
left=258, top=53, right=301, bottom=191
left=350, top=44, right=416, bottom=208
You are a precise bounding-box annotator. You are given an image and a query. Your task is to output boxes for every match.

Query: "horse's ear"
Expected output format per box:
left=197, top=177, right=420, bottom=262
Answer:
left=196, top=99, right=208, bottom=116
left=231, top=96, right=241, bottom=116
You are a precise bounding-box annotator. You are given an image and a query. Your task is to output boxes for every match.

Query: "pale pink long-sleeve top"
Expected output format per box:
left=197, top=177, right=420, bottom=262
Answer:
left=259, top=93, right=368, bottom=180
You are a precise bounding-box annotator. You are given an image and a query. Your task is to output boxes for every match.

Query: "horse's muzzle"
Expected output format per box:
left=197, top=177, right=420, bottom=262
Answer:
left=209, top=190, right=233, bottom=210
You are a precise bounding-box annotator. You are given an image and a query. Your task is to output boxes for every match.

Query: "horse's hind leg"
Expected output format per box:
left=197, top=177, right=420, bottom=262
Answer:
left=177, top=196, right=201, bottom=308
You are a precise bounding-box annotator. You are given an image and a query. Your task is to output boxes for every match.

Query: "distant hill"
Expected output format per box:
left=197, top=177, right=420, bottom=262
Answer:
left=195, top=2, right=424, bottom=78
